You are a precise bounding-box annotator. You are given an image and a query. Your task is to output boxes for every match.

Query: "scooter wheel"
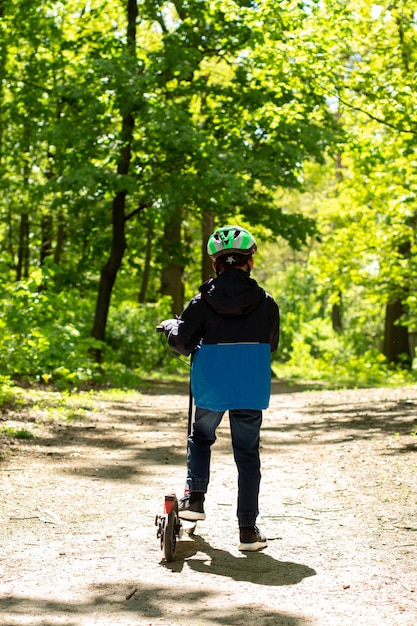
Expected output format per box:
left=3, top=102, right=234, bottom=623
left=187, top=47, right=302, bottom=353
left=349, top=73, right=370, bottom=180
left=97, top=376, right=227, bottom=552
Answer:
left=163, top=509, right=177, bottom=562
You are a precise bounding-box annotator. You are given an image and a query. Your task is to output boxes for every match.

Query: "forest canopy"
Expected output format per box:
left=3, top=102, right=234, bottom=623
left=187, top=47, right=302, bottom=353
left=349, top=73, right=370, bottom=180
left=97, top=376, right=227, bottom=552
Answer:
left=0, top=0, right=416, bottom=388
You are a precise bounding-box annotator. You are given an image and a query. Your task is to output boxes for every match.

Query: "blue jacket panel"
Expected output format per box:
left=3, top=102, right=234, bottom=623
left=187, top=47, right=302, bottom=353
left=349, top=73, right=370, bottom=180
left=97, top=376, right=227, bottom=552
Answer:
left=191, top=343, right=272, bottom=410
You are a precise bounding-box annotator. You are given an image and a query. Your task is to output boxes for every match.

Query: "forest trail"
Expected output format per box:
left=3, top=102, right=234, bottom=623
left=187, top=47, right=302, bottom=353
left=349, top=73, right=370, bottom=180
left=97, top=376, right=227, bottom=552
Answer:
left=1, top=383, right=417, bottom=625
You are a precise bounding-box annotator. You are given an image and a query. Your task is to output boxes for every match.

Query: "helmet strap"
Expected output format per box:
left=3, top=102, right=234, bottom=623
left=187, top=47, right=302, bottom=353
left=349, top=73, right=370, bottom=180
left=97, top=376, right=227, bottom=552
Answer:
left=213, top=259, right=252, bottom=276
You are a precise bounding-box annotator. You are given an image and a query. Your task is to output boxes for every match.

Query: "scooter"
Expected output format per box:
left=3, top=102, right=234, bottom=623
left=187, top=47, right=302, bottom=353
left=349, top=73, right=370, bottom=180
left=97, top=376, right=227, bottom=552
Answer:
left=154, top=324, right=196, bottom=562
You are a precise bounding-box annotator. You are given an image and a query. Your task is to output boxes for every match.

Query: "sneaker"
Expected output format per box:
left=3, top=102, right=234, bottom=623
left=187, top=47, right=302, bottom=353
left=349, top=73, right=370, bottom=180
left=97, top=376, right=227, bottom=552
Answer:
left=238, top=526, right=268, bottom=551
left=178, top=492, right=206, bottom=521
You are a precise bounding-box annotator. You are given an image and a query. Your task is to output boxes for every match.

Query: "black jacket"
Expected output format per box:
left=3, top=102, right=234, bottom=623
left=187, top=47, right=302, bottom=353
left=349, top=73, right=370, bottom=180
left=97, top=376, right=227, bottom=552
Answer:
left=168, top=268, right=280, bottom=410
left=169, top=269, right=279, bottom=355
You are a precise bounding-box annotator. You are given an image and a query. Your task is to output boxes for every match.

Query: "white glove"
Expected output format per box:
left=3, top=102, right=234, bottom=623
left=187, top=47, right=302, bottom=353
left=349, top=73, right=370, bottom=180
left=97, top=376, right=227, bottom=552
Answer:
left=159, top=318, right=178, bottom=336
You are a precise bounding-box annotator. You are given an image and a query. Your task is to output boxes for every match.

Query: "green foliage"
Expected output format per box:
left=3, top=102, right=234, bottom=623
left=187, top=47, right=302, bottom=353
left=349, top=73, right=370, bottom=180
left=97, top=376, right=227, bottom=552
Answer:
left=274, top=317, right=416, bottom=388
left=0, top=274, right=99, bottom=386
left=260, top=236, right=417, bottom=387
left=0, top=377, right=20, bottom=408
left=0, top=0, right=337, bottom=285
left=0, top=270, right=190, bottom=385
left=0, top=0, right=416, bottom=388
left=105, top=296, right=191, bottom=379
left=1, top=426, right=34, bottom=439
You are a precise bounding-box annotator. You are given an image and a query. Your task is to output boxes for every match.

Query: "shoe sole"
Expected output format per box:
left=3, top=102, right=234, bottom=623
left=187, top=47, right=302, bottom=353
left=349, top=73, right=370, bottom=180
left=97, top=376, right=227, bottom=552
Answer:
left=178, top=511, right=206, bottom=521
left=238, top=540, right=268, bottom=552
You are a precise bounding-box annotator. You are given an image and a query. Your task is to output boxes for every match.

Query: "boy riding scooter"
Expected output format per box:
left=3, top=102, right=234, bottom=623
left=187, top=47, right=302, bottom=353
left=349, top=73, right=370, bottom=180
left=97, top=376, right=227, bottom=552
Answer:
left=159, top=225, right=280, bottom=551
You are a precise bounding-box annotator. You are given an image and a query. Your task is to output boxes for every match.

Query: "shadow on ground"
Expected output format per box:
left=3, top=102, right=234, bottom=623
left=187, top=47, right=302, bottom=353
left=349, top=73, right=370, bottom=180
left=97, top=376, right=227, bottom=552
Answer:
left=266, top=394, right=417, bottom=452
left=0, top=584, right=313, bottom=626
left=166, top=533, right=317, bottom=587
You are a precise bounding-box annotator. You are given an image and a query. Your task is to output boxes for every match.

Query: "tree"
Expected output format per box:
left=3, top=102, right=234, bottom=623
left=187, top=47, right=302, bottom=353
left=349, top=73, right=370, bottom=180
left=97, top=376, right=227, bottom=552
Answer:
left=279, top=0, right=417, bottom=368
left=0, top=0, right=119, bottom=282
left=91, top=0, right=139, bottom=359
left=137, top=0, right=338, bottom=308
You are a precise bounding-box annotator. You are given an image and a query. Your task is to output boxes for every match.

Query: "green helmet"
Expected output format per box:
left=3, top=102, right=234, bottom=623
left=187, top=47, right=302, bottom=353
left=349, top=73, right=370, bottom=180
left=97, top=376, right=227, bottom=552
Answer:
left=207, top=225, right=257, bottom=260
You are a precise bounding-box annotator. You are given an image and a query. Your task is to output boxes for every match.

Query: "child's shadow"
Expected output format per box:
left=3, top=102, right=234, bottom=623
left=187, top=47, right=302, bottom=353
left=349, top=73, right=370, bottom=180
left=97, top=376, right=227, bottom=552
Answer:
left=166, top=532, right=316, bottom=586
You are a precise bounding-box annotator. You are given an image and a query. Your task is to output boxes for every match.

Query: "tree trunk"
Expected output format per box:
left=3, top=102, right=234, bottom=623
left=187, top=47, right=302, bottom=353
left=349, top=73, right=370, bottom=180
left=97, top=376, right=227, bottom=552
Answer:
left=16, top=212, right=29, bottom=280
left=91, top=0, right=137, bottom=362
left=40, top=214, right=53, bottom=264
left=138, top=222, right=153, bottom=303
left=54, top=211, right=66, bottom=266
left=332, top=153, right=344, bottom=331
left=202, top=212, right=214, bottom=282
left=382, top=223, right=414, bottom=369
left=332, top=303, right=343, bottom=332
left=161, top=211, right=184, bottom=315
left=91, top=191, right=127, bottom=357
left=382, top=298, right=412, bottom=368
left=331, top=292, right=343, bottom=332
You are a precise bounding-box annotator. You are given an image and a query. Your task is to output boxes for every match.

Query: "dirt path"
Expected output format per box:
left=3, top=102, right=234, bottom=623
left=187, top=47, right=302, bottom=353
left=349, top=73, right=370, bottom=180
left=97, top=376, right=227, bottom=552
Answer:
left=1, top=383, right=417, bottom=625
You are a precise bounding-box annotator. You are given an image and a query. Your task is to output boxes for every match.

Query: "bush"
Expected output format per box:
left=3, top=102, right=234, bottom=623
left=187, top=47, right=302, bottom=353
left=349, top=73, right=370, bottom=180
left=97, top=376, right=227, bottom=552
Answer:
left=273, top=317, right=417, bottom=388
left=0, top=376, right=20, bottom=408
left=0, top=272, right=188, bottom=387
left=105, top=297, right=190, bottom=378
left=0, top=277, right=99, bottom=386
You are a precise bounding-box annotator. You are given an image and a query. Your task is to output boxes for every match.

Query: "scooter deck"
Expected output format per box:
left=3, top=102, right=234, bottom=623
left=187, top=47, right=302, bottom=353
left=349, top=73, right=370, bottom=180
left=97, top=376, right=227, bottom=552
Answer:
left=181, top=519, right=197, bottom=535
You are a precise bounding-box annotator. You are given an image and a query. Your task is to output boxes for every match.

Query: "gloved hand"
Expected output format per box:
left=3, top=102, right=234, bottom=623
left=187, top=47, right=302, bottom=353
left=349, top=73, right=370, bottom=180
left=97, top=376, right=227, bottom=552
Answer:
left=158, top=318, right=178, bottom=336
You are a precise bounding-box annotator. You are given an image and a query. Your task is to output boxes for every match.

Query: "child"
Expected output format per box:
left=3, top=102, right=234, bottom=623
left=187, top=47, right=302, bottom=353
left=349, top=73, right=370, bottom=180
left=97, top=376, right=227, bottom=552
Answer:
left=159, top=225, right=280, bottom=551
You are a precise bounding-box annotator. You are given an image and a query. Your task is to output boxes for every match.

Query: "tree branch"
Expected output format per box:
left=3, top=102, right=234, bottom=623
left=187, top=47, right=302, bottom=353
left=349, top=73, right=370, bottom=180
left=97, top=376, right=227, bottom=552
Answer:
left=331, top=89, right=417, bottom=135
left=125, top=199, right=154, bottom=222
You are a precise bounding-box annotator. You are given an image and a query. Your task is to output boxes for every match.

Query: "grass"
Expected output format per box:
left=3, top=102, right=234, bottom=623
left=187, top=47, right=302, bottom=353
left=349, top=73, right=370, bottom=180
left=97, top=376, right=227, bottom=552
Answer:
left=0, top=384, right=141, bottom=446
left=0, top=360, right=416, bottom=430
left=272, top=360, right=417, bottom=390
left=1, top=426, right=34, bottom=439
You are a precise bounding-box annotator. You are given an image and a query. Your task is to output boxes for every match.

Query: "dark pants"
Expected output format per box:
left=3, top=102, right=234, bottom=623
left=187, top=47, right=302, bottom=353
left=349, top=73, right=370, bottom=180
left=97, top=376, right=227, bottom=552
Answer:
left=186, top=406, right=262, bottom=527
